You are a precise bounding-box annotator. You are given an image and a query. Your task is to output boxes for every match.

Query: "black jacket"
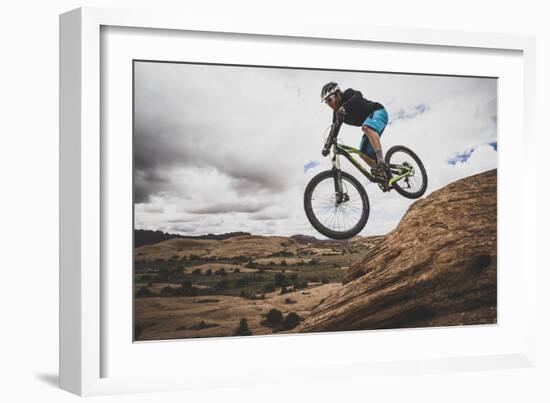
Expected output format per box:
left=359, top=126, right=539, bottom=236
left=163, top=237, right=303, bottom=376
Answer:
left=333, top=88, right=384, bottom=126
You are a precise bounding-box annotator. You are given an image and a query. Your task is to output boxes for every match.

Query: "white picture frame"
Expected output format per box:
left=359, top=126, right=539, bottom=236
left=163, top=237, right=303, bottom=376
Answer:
left=59, top=6, right=537, bottom=396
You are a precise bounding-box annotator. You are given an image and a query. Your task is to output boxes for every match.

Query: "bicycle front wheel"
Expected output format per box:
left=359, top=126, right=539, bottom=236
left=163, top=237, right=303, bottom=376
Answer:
left=303, top=170, right=369, bottom=240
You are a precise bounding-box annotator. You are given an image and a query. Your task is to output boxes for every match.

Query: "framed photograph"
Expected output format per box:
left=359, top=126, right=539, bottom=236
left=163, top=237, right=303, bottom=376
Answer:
left=60, top=7, right=537, bottom=396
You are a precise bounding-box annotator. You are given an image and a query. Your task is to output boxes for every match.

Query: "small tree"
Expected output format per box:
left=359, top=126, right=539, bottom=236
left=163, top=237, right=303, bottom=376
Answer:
left=234, top=319, right=252, bottom=336
left=192, top=268, right=201, bottom=275
left=205, top=269, right=213, bottom=276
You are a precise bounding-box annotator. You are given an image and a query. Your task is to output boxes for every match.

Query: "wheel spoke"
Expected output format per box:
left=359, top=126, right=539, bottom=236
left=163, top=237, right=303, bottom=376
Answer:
left=308, top=173, right=368, bottom=236
left=386, top=147, right=427, bottom=198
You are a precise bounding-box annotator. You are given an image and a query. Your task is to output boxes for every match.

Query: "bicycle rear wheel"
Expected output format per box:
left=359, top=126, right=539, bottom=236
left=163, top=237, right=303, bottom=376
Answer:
left=304, top=170, right=369, bottom=239
left=385, top=145, right=428, bottom=199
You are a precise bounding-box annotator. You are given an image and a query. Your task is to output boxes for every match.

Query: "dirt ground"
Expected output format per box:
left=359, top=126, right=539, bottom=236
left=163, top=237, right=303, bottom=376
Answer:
left=134, top=283, right=341, bottom=341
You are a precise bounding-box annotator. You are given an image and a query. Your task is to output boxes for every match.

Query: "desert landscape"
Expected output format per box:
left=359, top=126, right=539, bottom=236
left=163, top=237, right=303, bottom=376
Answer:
left=134, top=169, right=497, bottom=341
left=134, top=231, right=382, bottom=340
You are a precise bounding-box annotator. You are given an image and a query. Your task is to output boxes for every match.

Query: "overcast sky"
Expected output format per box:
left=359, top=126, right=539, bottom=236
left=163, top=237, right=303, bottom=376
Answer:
left=134, top=61, right=497, bottom=238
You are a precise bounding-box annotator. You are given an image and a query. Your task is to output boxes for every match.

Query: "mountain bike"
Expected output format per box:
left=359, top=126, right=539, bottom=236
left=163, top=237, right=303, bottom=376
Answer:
left=303, top=117, right=428, bottom=239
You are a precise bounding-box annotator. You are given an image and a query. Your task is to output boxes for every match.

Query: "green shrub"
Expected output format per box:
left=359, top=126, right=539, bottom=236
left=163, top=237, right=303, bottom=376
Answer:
left=294, top=281, right=308, bottom=290
left=262, top=283, right=276, bottom=293
left=134, top=323, right=144, bottom=339
left=236, top=277, right=250, bottom=287
left=274, top=273, right=289, bottom=287
left=215, top=268, right=227, bottom=277
left=160, top=285, right=176, bottom=297
left=188, top=321, right=219, bottom=330
left=216, top=279, right=229, bottom=291
left=175, top=285, right=198, bottom=297
left=281, top=312, right=301, bottom=330
left=266, top=309, right=283, bottom=325
left=135, top=287, right=155, bottom=298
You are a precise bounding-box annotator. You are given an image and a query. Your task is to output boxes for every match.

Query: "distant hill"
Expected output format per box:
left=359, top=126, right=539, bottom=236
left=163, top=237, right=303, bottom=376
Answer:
left=289, top=234, right=320, bottom=244
left=134, top=229, right=252, bottom=248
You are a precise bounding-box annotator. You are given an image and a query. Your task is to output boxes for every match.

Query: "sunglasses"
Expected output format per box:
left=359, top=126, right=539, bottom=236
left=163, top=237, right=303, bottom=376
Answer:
left=324, top=94, right=337, bottom=104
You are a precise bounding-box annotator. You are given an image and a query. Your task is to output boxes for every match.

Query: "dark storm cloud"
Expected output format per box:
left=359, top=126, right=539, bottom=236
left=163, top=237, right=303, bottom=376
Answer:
left=134, top=166, right=172, bottom=203
left=225, top=164, right=287, bottom=195
left=164, top=216, right=201, bottom=223
left=133, top=77, right=287, bottom=203
left=168, top=225, right=198, bottom=234
left=187, top=201, right=266, bottom=214
left=249, top=212, right=291, bottom=221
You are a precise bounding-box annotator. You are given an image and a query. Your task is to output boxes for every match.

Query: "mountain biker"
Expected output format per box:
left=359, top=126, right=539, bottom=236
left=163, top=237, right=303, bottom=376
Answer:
left=321, top=82, right=389, bottom=181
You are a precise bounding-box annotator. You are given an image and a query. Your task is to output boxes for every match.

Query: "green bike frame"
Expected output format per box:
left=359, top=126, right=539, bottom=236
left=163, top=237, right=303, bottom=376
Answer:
left=330, top=142, right=414, bottom=188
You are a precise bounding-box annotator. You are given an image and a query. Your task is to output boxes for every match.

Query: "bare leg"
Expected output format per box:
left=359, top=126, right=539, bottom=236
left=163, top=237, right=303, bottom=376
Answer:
left=359, top=151, right=377, bottom=168
left=362, top=125, right=384, bottom=164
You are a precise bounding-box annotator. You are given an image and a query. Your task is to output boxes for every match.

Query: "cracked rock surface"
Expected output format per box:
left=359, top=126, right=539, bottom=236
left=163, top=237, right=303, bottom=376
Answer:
left=298, top=169, right=497, bottom=332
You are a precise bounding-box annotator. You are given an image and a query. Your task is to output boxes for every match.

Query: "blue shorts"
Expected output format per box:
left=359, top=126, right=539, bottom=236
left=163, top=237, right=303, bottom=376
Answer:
left=359, top=108, right=389, bottom=159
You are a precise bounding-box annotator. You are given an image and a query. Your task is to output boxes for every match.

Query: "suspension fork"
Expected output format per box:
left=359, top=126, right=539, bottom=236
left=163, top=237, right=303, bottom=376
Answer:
left=331, top=146, right=345, bottom=203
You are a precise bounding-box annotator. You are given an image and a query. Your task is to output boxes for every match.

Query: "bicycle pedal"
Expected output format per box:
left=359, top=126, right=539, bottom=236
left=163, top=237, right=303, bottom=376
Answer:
left=378, top=183, right=392, bottom=192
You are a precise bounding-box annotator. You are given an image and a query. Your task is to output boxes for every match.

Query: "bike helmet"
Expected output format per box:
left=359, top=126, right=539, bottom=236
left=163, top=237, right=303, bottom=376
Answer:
left=321, top=82, right=340, bottom=103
